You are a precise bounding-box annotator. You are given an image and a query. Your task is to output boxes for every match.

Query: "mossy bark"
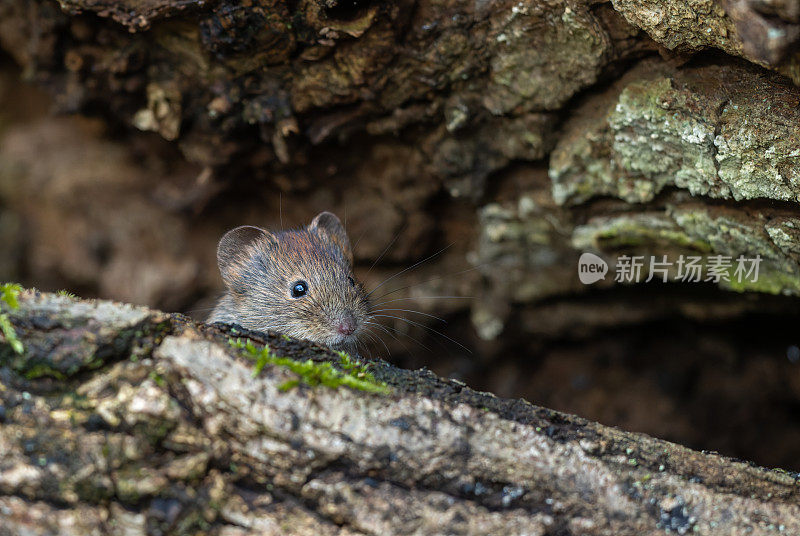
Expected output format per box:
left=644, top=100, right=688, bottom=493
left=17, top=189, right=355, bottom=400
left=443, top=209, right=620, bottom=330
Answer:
left=2, top=0, right=800, bottom=345
left=1, top=290, right=800, bottom=535
left=3, top=0, right=800, bottom=506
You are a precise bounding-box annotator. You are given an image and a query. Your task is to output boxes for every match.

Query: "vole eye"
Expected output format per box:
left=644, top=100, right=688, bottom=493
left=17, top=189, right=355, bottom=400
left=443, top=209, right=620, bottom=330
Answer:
left=348, top=276, right=356, bottom=287
left=290, top=280, right=308, bottom=298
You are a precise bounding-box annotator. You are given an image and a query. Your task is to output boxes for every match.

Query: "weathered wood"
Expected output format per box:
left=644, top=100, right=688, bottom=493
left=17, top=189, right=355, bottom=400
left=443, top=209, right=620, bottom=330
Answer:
left=1, top=290, right=799, bottom=535
left=2, top=0, right=800, bottom=339
left=2, top=2, right=800, bottom=528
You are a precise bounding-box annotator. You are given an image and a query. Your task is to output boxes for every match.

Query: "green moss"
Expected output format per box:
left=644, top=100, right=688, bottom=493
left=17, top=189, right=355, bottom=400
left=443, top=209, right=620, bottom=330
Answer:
left=57, top=289, right=77, bottom=298
left=336, top=350, right=365, bottom=372
left=596, top=222, right=712, bottom=252
left=0, top=282, right=23, bottom=354
left=149, top=371, right=166, bottom=387
left=278, top=379, right=300, bottom=392
left=229, top=338, right=389, bottom=394
left=1, top=283, right=21, bottom=308
left=723, top=266, right=800, bottom=295
left=23, top=364, right=68, bottom=380
left=175, top=513, right=211, bottom=534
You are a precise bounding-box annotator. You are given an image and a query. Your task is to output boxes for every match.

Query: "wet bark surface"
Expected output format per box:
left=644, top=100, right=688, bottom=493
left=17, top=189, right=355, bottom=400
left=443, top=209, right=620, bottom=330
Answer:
left=2, top=290, right=800, bottom=535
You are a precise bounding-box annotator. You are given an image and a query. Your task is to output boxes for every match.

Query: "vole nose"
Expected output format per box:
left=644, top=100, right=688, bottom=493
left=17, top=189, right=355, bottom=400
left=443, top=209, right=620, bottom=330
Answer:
left=336, top=313, right=357, bottom=336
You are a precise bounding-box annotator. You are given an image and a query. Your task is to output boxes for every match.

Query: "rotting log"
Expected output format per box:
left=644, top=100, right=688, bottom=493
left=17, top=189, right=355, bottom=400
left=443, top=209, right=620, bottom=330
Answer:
left=1, top=289, right=799, bottom=535
left=3, top=0, right=800, bottom=344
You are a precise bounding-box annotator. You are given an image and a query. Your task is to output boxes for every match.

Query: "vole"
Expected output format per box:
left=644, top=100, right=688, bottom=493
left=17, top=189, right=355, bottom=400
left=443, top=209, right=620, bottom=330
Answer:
left=209, top=212, right=369, bottom=355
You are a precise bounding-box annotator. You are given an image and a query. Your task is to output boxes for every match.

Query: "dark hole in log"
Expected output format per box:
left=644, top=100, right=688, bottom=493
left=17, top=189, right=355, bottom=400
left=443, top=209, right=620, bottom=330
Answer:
left=324, top=0, right=370, bottom=21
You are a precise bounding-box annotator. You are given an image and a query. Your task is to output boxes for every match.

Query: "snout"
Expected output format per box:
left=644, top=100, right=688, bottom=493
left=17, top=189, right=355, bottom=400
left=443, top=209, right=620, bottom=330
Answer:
left=336, top=312, right=358, bottom=336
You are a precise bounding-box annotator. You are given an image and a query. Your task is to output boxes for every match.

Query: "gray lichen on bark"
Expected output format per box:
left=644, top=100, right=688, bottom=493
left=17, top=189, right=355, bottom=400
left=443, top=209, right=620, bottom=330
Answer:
left=2, top=290, right=800, bottom=535
left=3, top=0, right=800, bottom=339
left=550, top=61, right=800, bottom=205
left=2, top=2, right=800, bottom=531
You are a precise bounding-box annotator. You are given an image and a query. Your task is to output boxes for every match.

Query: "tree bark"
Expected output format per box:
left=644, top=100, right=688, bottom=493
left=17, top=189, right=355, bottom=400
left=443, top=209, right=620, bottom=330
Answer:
left=1, top=0, right=800, bottom=340
left=3, top=0, right=800, bottom=520
left=0, top=0, right=800, bottom=340
left=2, top=290, right=800, bottom=535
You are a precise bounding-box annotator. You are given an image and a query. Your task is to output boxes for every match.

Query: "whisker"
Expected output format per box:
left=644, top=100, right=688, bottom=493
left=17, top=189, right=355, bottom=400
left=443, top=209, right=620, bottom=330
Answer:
left=366, top=244, right=453, bottom=298
left=370, top=262, right=490, bottom=303
left=352, top=227, right=369, bottom=252
left=361, top=330, right=389, bottom=359
left=366, top=224, right=406, bottom=274
left=366, top=319, right=429, bottom=353
left=357, top=340, right=373, bottom=360
left=187, top=306, right=220, bottom=314
left=365, top=322, right=397, bottom=353
left=359, top=330, right=375, bottom=348
left=369, top=308, right=447, bottom=323
left=370, top=314, right=471, bottom=354
left=371, top=296, right=474, bottom=307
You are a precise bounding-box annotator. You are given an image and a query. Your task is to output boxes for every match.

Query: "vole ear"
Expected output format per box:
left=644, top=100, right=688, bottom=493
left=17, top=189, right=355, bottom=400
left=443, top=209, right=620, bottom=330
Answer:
left=217, top=226, right=271, bottom=287
left=309, top=211, right=353, bottom=265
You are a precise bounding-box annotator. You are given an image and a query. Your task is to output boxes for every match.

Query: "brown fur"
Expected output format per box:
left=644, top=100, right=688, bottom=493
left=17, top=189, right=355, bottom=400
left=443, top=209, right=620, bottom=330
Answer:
left=209, top=212, right=369, bottom=355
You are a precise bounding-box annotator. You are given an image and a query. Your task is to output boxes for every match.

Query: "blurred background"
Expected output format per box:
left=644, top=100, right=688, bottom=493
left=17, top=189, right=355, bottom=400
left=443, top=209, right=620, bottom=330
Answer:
left=2, top=0, right=800, bottom=471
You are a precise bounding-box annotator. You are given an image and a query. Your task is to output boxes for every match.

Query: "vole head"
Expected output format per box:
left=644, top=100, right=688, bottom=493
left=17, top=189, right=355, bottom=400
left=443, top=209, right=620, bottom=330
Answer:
left=217, top=212, right=369, bottom=352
